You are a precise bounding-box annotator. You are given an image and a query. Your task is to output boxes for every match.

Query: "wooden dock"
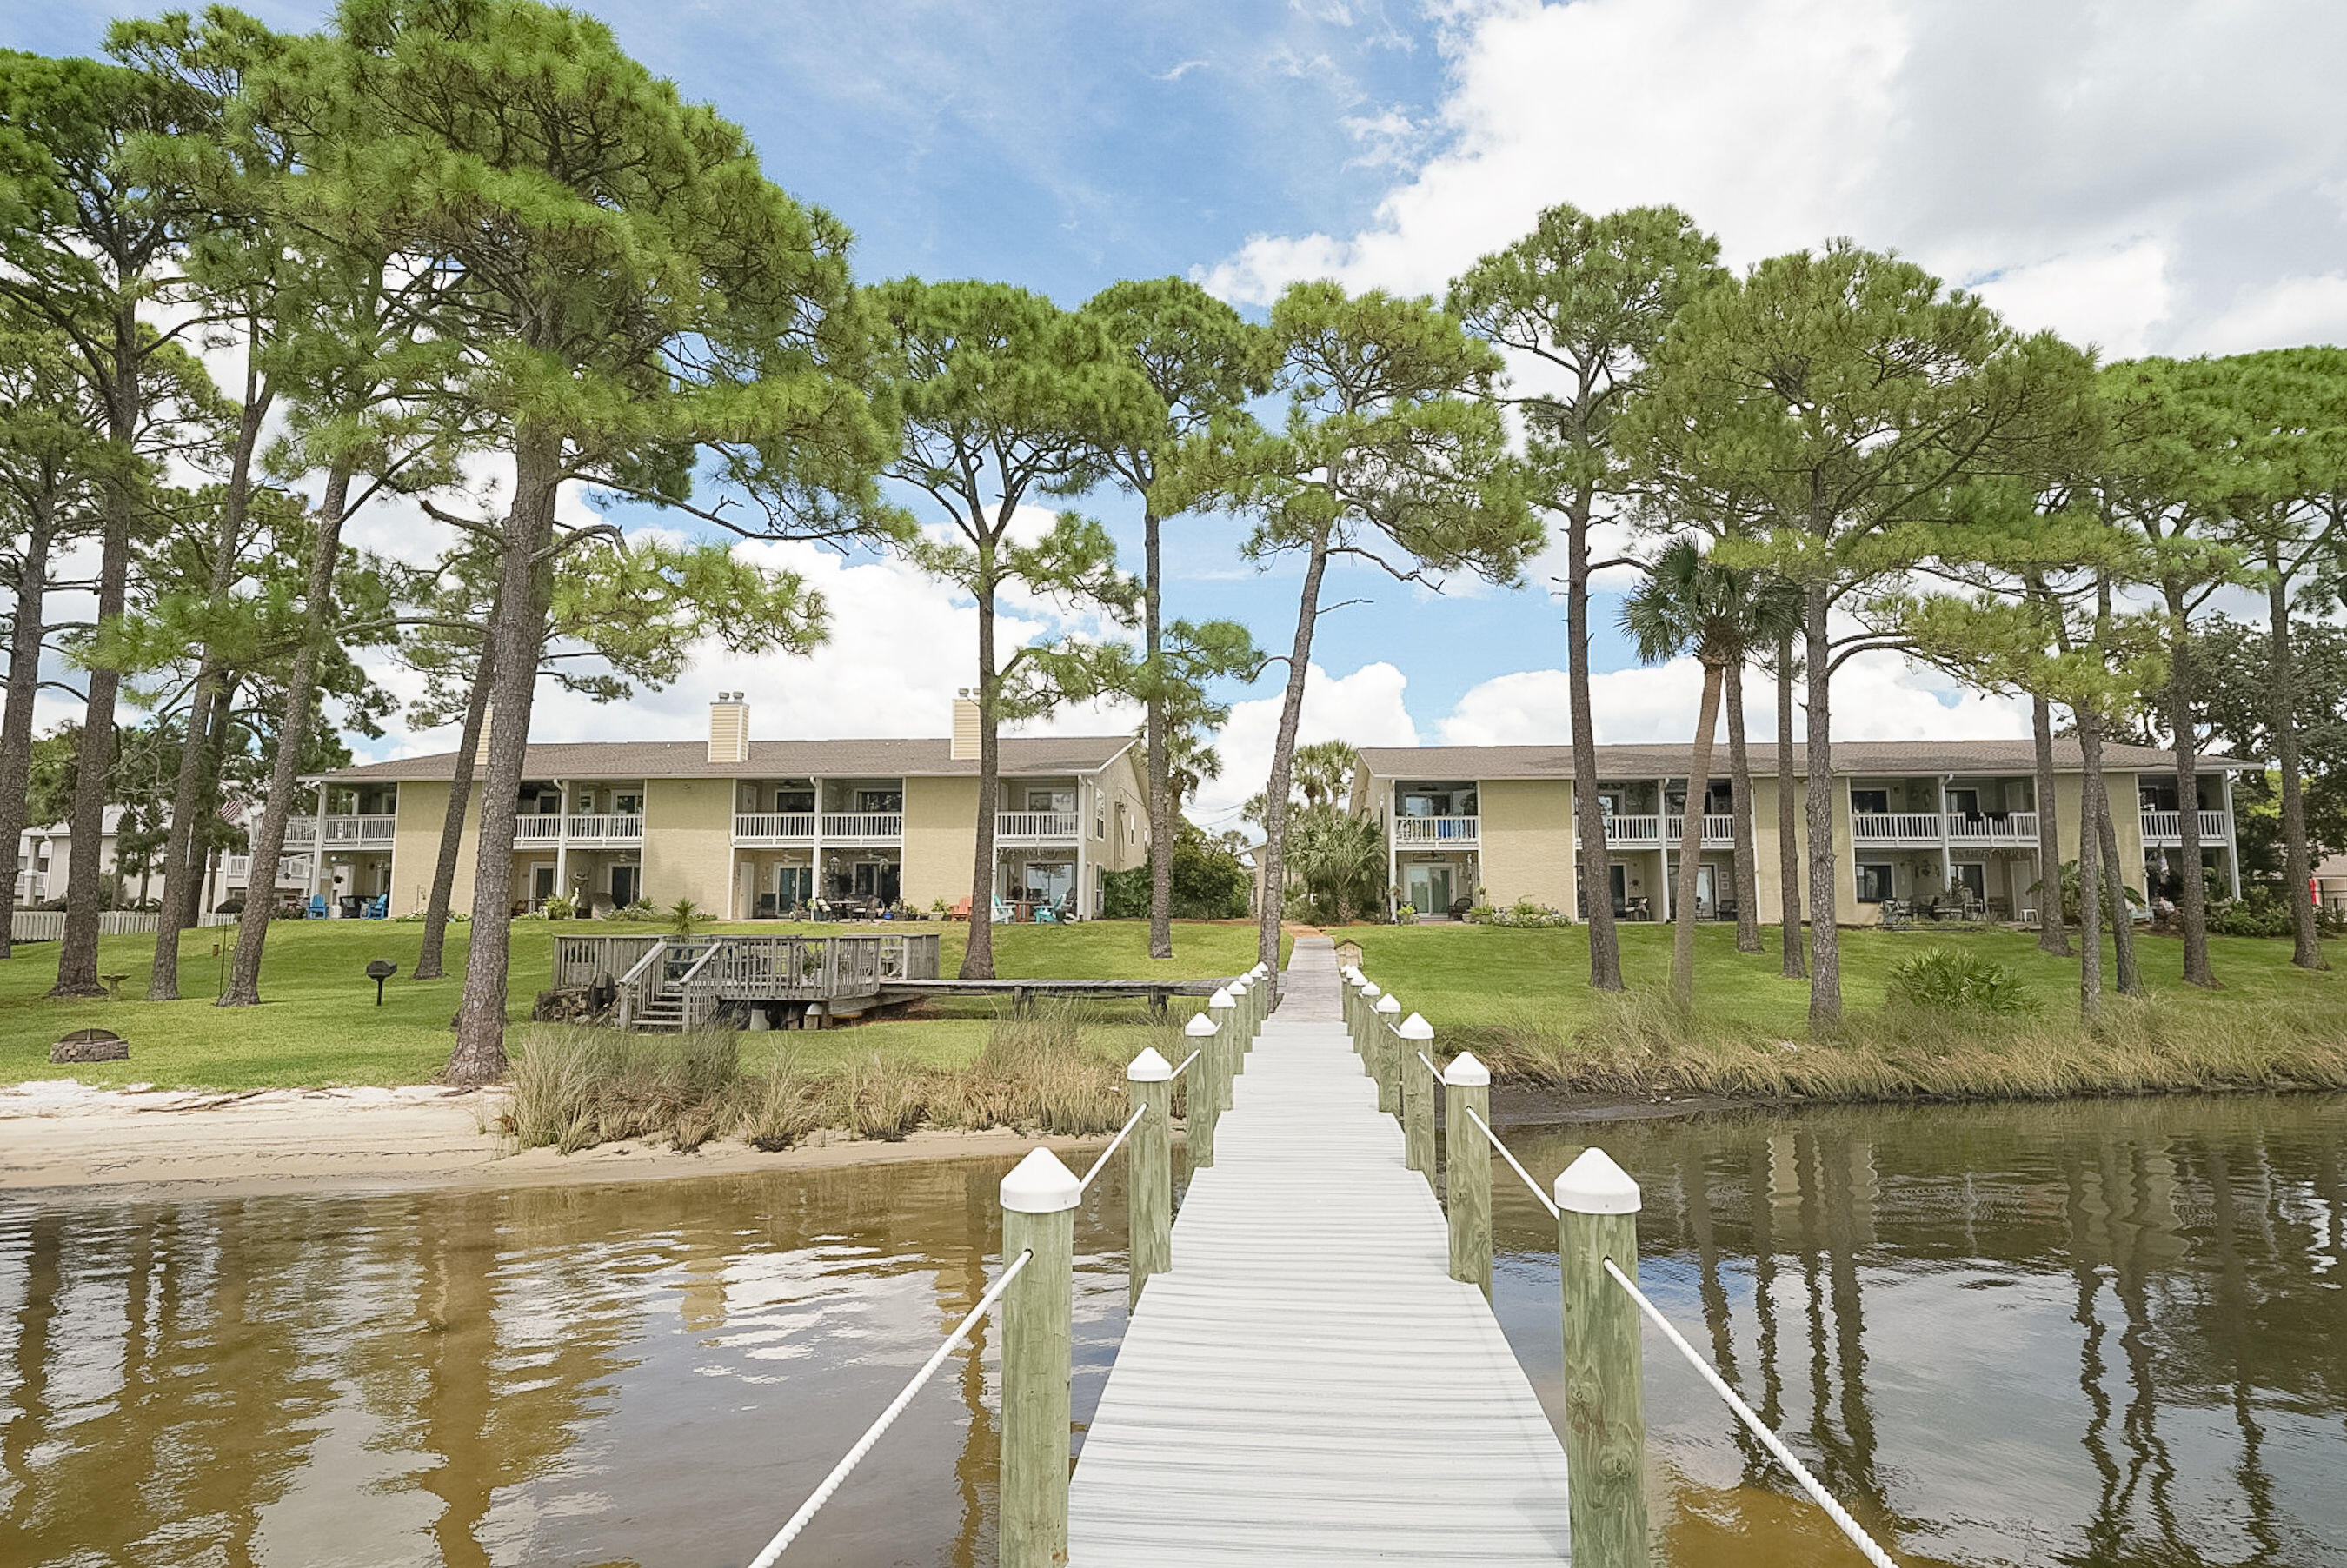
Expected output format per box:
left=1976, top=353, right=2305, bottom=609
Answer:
left=1067, top=936, right=1574, bottom=1564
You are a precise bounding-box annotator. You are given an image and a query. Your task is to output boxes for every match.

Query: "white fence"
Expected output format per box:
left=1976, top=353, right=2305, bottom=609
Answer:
left=10, top=910, right=164, bottom=941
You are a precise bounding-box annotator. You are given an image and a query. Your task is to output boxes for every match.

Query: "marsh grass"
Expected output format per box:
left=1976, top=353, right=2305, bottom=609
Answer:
left=508, top=998, right=1174, bottom=1154
left=1475, top=990, right=2347, bottom=1104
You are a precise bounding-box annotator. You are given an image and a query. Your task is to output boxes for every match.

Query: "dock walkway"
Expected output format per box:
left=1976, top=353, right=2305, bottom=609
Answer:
left=1067, top=935, right=1573, bottom=1564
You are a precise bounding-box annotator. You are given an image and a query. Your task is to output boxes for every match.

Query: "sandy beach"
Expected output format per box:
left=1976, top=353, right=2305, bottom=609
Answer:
left=0, top=1078, right=1120, bottom=1200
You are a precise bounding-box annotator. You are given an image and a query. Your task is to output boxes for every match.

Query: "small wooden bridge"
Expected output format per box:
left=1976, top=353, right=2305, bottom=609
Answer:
left=547, top=932, right=941, bottom=1030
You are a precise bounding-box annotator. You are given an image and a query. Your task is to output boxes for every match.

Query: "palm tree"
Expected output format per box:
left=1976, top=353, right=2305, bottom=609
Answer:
left=1725, top=574, right=1805, bottom=957
left=1622, top=541, right=1795, bottom=1002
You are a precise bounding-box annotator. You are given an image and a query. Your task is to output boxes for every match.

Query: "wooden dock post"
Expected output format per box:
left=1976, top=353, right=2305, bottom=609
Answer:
left=1353, top=980, right=1380, bottom=1060
left=1398, top=1011, right=1436, bottom=1180
left=1230, top=975, right=1255, bottom=1046
left=1127, top=1047, right=1173, bottom=1307
left=1443, top=1052, right=1492, bottom=1298
left=1555, top=1147, right=1647, bottom=1568
left=1183, top=1011, right=1220, bottom=1168
left=1340, top=968, right=1360, bottom=1037
left=1372, top=993, right=1403, bottom=1115
left=1000, top=1147, right=1079, bottom=1568
left=1206, top=986, right=1238, bottom=1114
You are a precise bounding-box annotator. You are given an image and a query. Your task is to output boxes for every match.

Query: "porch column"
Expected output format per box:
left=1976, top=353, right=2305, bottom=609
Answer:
left=1075, top=780, right=1089, bottom=918
left=306, top=784, right=327, bottom=902
left=2222, top=771, right=2240, bottom=898
left=1387, top=787, right=1400, bottom=921
left=1938, top=774, right=1951, bottom=893
left=553, top=777, right=568, bottom=909
left=811, top=775, right=825, bottom=907
left=1656, top=776, right=1671, bottom=922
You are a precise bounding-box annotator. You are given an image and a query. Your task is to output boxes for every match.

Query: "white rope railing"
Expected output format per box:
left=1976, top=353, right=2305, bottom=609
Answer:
left=1415, top=1049, right=1442, bottom=1082
left=1169, top=1049, right=1200, bottom=1080
left=746, top=1249, right=1034, bottom=1565
left=1077, top=1102, right=1150, bottom=1194
left=1463, top=1106, right=1560, bottom=1219
left=1603, top=1258, right=1901, bottom=1568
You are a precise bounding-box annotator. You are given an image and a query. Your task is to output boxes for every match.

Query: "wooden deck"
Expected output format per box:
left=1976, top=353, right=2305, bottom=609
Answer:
left=1067, top=936, right=1573, bottom=1564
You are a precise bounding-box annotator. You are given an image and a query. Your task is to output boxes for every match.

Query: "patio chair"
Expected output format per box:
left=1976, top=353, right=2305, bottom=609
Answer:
left=1035, top=904, right=1060, bottom=924
left=991, top=898, right=1016, bottom=924
left=308, top=894, right=329, bottom=920
left=949, top=897, right=972, bottom=921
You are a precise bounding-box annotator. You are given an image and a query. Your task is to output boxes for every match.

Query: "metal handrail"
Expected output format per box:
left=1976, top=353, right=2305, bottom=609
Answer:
left=746, top=1250, right=1034, bottom=1565
left=1604, top=1258, right=1900, bottom=1568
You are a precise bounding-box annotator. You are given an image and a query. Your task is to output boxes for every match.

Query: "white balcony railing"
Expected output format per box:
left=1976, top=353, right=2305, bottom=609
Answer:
left=515, top=816, right=563, bottom=842
left=1603, top=814, right=1664, bottom=845
left=1393, top=815, right=1480, bottom=845
left=1945, top=811, right=2039, bottom=844
left=1659, top=814, right=1738, bottom=847
left=565, top=814, right=644, bottom=841
left=822, top=812, right=903, bottom=842
left=222, top=853, right=314, bottom=884
left=1851, top=812, right=1945, bottom=843
left=285, top=814, right=396, bottom=847
left=735, top=812, right=818, bottom=842
left=2141, top=809, right=2231, bottom=843
left=998, top=811, right=1082, bottom=840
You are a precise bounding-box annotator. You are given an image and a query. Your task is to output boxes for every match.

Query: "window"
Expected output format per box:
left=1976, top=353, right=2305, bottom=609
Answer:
left=775, top=787, right=814, bottom=813
left=612, top=792, right=642, bottom=815
left=857, top=788, right=902, bottom=813
left=1597, top=791, right=1623, bottom=819
left=1953, top=862, right=1986, bottom=900
left=1094, top=789, right=1107, bottom=840
left=610, top=864, right=641, bottom=905
left=1027, top=787, right=1075, bottom=813
left=1855, top=863, right=1893, bottom=902
left=1850, top=789, right=1890, bottom=814
left=1947, top=787, right=1980, bottom=818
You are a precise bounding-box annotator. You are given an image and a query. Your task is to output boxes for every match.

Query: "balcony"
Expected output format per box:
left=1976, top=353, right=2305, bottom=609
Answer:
left=1600, top=814, right=1734, bottom=847
left=285, top=814, right=396, bottom=847
left=735, top=812, right=816, bottom=845
left=823, top=812, right=903, bottom=844
left=223, top=853, right=314, bottom=885
left=1393, top=815, right=1479, bottom=846
left=998, top=811, right=1081, bottom=841
left=514, top=814, right=645, bottom=846
left=2141, top=809, right=2231, bottom=845
left=1946, top=812, right=2039, bottom=846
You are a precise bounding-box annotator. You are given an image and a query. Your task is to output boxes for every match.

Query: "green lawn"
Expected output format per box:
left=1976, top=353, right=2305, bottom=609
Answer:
left=0, top=917, right=1280, bottom=1091
left=1340, top=920, right=2347, bottom=1037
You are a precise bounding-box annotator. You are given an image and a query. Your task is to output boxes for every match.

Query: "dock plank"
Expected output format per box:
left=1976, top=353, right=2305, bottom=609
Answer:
left=1067, top=936, right=1572, bottom=1565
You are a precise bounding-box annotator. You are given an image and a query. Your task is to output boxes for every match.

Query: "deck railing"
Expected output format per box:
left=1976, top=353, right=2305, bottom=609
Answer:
left=1601, top=814, right=1663, bottom=845
left=284, top=814, right=396, bottom=846
left=734, top=812, right=818, bottom=841
left=221, top=853, right=313, bottom=883
left=1945, top=811, right=2038, bottom=843
left=821, top=812, right=902, bottom=841
left=566, top=813, right=644, bottom=841
left=997, top=811, right=1082, bottom=839
left=2141, top=808, right=2230, bottom=842
left=1661, top=814, right=1737, bottom=846
left=1393, top=814, right=1479, bottom=844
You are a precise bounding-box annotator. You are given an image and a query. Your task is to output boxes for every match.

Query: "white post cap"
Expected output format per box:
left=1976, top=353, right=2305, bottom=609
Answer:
left=1374, top=993, right=1401, bottom=1015
left=1001, top=1146, right=1082, bottom=1213
left=1442, top=1050, right=1489, bottom=1086
left=1555, top=1146, right=1641, bottom=1215
left=1185, top=1011, right=1219, bottom=1037
left=1229, top=976, right=1250, bottom=993
left=1360, top=981, right=1382, bottom=1000
left=1127, top=1046, right=1173, bottom=1082
left=1397, top=1012, right=1433, bottom=1041
left=1207, top=987, right=1236, bottom=1010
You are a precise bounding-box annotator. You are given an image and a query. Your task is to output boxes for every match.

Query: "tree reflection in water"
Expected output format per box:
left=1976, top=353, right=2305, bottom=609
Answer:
left=0, top=1093, right=2340, bottom=1567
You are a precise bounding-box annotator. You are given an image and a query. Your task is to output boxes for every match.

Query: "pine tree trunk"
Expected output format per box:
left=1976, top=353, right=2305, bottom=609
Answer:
left=2077, top=708, right=2104, bottom=1021
left=2082, top=711, right=2141, bottom=996
left=2165, top=583, right=2215, bottom=987
left=1725, top=659, right=1760, bottom=954
left=1671, top=661, right=1725, bottom=1003
left=1801, top=582, right=1841, bottom=1029
left=1259, top=534, right=1330, bottom=973
left=1143, top=508, right=1174, bottom=961
left=1775, top=630, right=1804, bottom=980
left=219, top=461, right=350, bottom=1007
left=2268, top=545, right=2324, bottom=969
left=962, top=548, right=1001, bottom=982
left=2031, top=690, right=2070, bottom=956
left=143, top=674, right=216, bottom=1000
left=0, top=492, right=57, bottom=962
left=444, top=428, right=562, bottom=1086
left=412, top=644, right=492, bottom=982
left=51, top=302, right=141, bottom=999
left=1567, top=495, right=1622, bottom=989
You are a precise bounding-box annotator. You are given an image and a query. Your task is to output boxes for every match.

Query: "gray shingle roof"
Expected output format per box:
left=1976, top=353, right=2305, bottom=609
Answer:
left=320, top=734, right=1136, bottom=783
left=1357, top=738, right=2254, bottom=781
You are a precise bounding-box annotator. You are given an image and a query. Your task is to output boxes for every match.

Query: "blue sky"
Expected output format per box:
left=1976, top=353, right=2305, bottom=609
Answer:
left=11, top=0, right=2344, bottom=825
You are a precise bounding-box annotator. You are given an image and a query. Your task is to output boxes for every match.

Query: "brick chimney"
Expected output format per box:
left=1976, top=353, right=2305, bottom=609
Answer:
left=950, top=688, right=981, bottom=761
left=708, top=691, right=750, bottom=764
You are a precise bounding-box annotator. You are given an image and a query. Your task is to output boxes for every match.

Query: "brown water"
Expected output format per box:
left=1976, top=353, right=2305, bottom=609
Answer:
left=2, top=1093, right=2341, bottom=1567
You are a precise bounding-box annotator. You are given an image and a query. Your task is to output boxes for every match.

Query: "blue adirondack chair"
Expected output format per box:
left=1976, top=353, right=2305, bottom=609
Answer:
left=308, top=894, right=329, bottom=920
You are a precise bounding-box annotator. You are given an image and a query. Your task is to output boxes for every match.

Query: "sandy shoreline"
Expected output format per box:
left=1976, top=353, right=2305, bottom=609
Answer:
left=0, top=1078, right=1125, bottom=1201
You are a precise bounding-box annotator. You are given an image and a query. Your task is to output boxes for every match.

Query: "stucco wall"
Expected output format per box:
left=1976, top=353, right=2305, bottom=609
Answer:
left=390, top=781, right=480, bottom=917
left=1477, top=778, right=1577, bottom=911
left=641, top=777, right=734, bottom=914
left=902, top=775, right=979, bottom=911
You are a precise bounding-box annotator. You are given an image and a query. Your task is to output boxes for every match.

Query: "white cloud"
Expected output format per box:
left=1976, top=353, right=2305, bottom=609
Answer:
left=1194, top=661, right=1419, bottom=829
left=1437, top=651, right=2030, bottom=747
left=1200, top=0, right=2347, bottom=358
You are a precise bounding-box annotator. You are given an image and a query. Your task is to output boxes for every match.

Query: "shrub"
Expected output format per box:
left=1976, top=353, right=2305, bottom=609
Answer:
left=543, top=893, right=575, bottom=920
left=740, top=1050, right=822, bottom=1151
left=668, top=897, right=705, bottom=935
left=509, top=1026, right=742, bottom=1152
left=608, top=898, right=658, bottom=922
left=1100, top=864, right=1150, bottom=919
left=1394, top=902, right=1417, bottom=922
left=1885, top=946, right=2039, bottom=1016
left=1489, top=899, right=1570, bottom=929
